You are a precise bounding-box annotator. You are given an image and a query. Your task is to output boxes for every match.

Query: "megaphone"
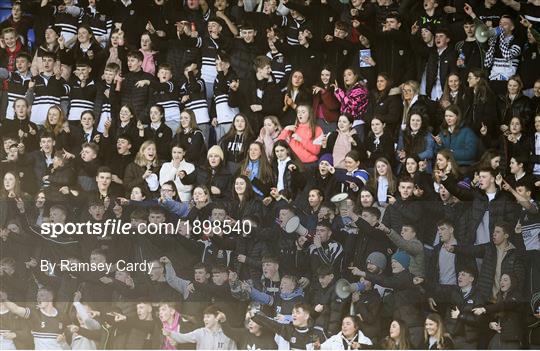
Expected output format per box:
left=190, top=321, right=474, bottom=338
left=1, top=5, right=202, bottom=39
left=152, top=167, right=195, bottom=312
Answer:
left=475, top=23, right=503, bottom=43
left=330, top=193, right=349, bottom=204
left=335, top=278, right=358, bottom=299
left=284, top=216, right=308, bottom=236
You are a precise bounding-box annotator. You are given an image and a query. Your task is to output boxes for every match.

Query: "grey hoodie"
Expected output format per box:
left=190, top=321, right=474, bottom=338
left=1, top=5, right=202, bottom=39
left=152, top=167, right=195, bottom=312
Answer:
left=170, top=327, right=237, bottom=350
left=64, top=302, right=101, bottom=350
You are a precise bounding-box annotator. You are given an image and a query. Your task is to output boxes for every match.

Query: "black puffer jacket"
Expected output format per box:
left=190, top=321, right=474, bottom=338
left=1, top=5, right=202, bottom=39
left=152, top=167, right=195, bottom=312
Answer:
left=120, top=70, right=156, bottom=124
left=462, top=87, right=498, bottom=141
left=366, top=87, right=403, bottom=136
left=172, top=129, right=207, bottom=166
left=406, top=95, right=439, bottom=132
left=441, top=176, right=520, bottom=246
left=309, top=281, right=345, bottom=336
left=373, top=29, right=414, bottom=87
left=352, top=289, right=383, bottom=342
left=425, top=47, right=458, bottom=100
left=431, top=284, right=482, bottom=344
left=454, top=242, right=526, bottom=303
left=229, top=73, right=283, bottom=131
left=365, top=131, right=395, bottom=168
left=182, top=165, right=232, bottom=202
left=350, top=217, right=394, bottom=270
left=271, top=159, right=306, bottom=201
left=497, top=93, right=533, bottom=126
left=281, top=87, right=312, bottom=127
left=485, top=290, right=524, bottom=342
left=211, top=230, right=270, bottom=281
left=304, top=169, right=340, bottom=202
left=527, top=292, right=540, bottom=346
left=365, top=270, right=424, bottom=328
left=47, top=164, right=77, bottom=188
left=382, top=197, right=423, bottom=239
left=228, top=198, right=264, bottom=223
left=263, top=225, right=307, bottom=277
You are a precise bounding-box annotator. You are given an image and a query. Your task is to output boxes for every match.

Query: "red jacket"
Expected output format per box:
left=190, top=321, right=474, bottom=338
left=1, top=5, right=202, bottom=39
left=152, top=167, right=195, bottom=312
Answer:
left=278, top=123, right=323, bottom=163
left=313, top=87, right=341, bottom=123
left=1, top=40, right=25, bottom=90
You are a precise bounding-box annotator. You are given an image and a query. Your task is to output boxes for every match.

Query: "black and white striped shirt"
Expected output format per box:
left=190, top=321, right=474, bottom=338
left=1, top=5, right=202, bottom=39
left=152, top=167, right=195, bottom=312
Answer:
left=68, top=79, right=97, bottom=121
left=29, top=74, right=70, bottom=125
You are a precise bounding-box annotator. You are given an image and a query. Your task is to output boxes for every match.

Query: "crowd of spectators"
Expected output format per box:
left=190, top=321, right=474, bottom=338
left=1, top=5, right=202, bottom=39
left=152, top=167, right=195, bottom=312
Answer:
left=0, top=0, right=539, bottom=349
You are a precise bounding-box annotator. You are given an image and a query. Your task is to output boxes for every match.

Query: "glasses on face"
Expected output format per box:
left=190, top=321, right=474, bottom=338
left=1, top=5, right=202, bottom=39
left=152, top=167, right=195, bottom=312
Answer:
left=161, top=188, right=174, bottom=192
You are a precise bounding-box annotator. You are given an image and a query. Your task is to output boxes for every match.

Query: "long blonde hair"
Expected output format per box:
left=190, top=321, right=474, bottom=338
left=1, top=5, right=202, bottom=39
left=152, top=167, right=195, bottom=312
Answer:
left=424, top=313, right=451, bottom=349
left=134, top=140, right=159, bottom=167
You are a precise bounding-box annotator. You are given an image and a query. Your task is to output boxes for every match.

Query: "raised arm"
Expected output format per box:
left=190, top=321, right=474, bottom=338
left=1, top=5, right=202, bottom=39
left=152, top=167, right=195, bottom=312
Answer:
left=441, top=174, right=475, bottom=201
left=163, top=260, right=191, bottom=299
left=385, top=228, right=423, bottom=255
left=169, top=328, right=202, bottom=344
left=2, top=300, right=29, bottom=319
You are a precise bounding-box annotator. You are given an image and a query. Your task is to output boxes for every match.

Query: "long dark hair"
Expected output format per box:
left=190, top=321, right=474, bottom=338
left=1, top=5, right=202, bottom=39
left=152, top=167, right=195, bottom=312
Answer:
left=470, top=69, right=492, bottom=104
left=403, top=112, right=428, bottom=157
left=374, top=73, right=392, bottom=103
left=232, top=175, right=255, bottom=206
left=108, top=27, right=125, bottom=48
left=441, top=104, right=463, bottom=136
left=271, top=139, right=305, bottom=172
left=239, top=142, right=274, bottom=184
left=221, top=113, right=255, bottom=143
left=368, top=157, right=397, bottom=194
left=382, top=319, right=411, bottom=350
left=497, top=272, right=519, bottom=301
left=441, top=72, right=464, bottom=105
left=317, top=65, right=336, bottom=90
left=470, top=149, right=501, bottom=173
left=73, top=25, right=101, bottom=54
left=286, top=69, right=310, bottom=97
left=0, top=171, right=23, bottom=199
